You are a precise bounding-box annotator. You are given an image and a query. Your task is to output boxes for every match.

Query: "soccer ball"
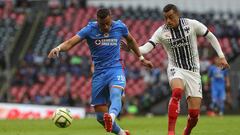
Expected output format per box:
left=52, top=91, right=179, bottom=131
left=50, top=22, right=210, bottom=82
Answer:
left=52, top=108, right=73, bottom=128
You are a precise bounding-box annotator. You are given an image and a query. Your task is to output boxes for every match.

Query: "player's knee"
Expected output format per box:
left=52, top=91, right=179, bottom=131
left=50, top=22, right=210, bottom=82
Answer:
left=188, top=109, right=200, bottom=118
left=172, top=88, right=183, bottom=100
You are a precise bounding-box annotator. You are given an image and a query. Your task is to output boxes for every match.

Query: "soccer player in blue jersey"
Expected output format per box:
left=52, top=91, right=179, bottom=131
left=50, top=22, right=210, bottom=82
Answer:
left=208, top=57, right=230, bottom=116
left=48, top=8, right=153, bottom=135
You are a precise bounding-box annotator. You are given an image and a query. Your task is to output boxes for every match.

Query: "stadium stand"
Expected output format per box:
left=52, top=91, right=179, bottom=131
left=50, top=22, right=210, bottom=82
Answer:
left=0, top=1, right=26, bottom=64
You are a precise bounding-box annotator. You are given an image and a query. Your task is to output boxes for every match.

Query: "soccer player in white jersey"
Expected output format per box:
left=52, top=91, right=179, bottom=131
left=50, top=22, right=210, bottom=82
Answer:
left=138, top=4, right=230, bottom=135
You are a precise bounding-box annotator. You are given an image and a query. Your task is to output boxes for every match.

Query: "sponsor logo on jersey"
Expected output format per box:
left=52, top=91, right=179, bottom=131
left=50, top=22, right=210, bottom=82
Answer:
left=94, top=38, right=118, bottom=46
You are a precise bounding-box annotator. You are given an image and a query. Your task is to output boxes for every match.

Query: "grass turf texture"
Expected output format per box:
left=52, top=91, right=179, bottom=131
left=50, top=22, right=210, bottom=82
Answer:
left=0, top=115, right=239, bottom=135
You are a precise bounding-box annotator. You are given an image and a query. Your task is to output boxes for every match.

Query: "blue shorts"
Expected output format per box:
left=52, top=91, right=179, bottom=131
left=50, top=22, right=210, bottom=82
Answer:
left=211, top=86, right=226, bottom=102
left=91, top=67, right=126, bottom=106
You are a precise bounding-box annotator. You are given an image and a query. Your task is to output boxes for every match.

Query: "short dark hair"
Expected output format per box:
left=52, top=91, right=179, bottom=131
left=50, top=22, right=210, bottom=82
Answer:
left=163, top=4, right=179, bottom=13
left=97, top=8, right=111, bottom=19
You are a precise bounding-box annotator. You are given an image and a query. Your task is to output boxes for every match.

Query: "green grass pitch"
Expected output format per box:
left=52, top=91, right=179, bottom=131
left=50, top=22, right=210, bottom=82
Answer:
left=0, top=115, right=239, bottom=135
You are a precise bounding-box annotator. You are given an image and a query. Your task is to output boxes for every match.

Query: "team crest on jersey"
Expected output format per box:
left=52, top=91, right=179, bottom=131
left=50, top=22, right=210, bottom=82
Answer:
left=184, top=27, right=190, bottom=34
left=104, top=33, right=109, bottom=37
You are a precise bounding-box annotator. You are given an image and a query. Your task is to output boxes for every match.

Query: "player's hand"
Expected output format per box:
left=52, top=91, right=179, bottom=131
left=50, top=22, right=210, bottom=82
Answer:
left=120, top=41, right=131, bottom=52
left=140, top=59, right=154, bottom=69
left=217, top=57, right=230, bottom=69
left=48, top=47, right=60, bottom=58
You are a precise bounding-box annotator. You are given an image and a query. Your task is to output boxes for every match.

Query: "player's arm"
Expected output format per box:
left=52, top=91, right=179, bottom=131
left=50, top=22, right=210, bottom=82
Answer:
left=57, top=35, right=83, bottom=51
left=48, top=23, right=90, bottom=58
left=121, top=40, right=155, bottom=54
left=139, top=41, right=155, bottom=54
left=139, top=26, right=162, bottom=54
left=193, top=19, right=230, bottom=69
left=120, top=40, right=155, bottom=55
left=90, top=61, right=94, bottom=75
left=124, top=33, right=153, bottom=68
left=124, top=33, right=142, bottom=57
left=205, top=32, right=230, bottom=68
left=48, top=35, right=82, bottom=58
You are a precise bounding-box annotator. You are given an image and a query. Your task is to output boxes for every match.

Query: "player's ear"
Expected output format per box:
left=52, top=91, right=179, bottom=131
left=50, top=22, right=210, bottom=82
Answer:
left=175, top=10, right=180, bottom=18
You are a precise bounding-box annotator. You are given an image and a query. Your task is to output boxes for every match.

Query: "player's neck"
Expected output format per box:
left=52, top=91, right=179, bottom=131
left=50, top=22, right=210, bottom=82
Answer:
left=98, top=21, right=113, bottom=33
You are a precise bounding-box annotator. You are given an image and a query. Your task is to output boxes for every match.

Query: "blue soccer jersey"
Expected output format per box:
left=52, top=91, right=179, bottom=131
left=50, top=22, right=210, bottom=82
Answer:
left=208, top=65, right=228, bottom=89
left=77, top=20, right=129, bottom=70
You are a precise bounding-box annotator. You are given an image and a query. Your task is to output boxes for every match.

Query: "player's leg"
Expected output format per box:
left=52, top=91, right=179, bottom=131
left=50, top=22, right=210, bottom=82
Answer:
left=93, top=89, right=127, bottom=135
left=181, top=71, right=202, bottom=135
left=210, top=86, right=218, bottom=113
left=108, top=93, right=125, bottom=120
left=108, top=85, right=123, bottom=122
left=104, top=86, right=127, bottom=135
left=94, top=105, right=108, bottom=127
left=95, top=105, right=131, bottom=135
left=168, top=78, right=184, bottom=135
left=91, top=72, right=112, bottom=132
left=183, top=97, right=201, bottom=135
left=218, top=88, right=226, bottom=116
left=104, top=68, right=129, bottom=135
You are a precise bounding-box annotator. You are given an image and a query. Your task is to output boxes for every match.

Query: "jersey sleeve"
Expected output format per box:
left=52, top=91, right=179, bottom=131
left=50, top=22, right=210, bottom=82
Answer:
left=76, top=24, right=91, bottom=39
left=191, top=19, right=208, bottom=36
left=120, top=21, right=129, bottom=37
left=149, top=26, right=163, bottom=45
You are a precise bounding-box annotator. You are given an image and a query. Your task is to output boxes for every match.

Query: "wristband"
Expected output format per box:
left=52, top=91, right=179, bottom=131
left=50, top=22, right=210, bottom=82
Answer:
left=139, top=55, right=145, bottom=61
left=56, top=46, right=61, bottom=51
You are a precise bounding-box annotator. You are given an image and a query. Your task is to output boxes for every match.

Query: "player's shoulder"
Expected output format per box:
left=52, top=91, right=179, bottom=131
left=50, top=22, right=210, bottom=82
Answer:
left=113, top=20, right=127, bottom=28
left=184, top=18, right=202, bottom=25
left=86, top=21, right=97, bottom=28
left=208, top=65, right=215, bottom=70
left=154, top=24, right=167, bottom=33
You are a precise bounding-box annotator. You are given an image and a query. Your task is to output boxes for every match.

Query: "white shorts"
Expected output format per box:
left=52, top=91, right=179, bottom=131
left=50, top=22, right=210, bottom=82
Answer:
left=167, top=67, right=202, bottom=98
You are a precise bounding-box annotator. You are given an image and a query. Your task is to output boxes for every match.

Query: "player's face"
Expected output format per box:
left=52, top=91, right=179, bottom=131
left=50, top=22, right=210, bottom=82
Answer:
left=214, top=57, right=220, bottom=65
left=97, top=15, right=112, bottom=33
left=163, top=9, right=179, bottom=28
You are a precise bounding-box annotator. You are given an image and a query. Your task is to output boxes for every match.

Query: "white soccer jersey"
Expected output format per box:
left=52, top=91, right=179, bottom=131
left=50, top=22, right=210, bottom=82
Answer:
left=150, top=18, right=208, bottom=72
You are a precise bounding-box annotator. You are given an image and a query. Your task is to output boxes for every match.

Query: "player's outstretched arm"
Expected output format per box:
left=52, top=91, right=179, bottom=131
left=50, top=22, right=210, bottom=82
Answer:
left=205, top=32, right=230, bottom=69
left=120, top=41, right=131, bottom=52
left=48, top=35, right=82, bottom=58
left=124, top=33, right=153, bottom=68
left=120, top=41, right=155, bottom=54
left=139, top=42, right=155, bottom=54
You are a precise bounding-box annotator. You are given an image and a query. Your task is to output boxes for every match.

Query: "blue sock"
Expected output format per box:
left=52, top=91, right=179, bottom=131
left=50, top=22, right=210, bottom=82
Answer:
left=96, top=112, right=121, bottom=134
left=219, top=100, right=225, bottom=113
left=109, top=87, right=123, bottom=134
left=112, top=121, right=121, bottom=134
left=210, top=101, right=217, bottom=111
left=96, top=112, right=104, bottom=127
left=109, top=87, right=123, bottom=117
